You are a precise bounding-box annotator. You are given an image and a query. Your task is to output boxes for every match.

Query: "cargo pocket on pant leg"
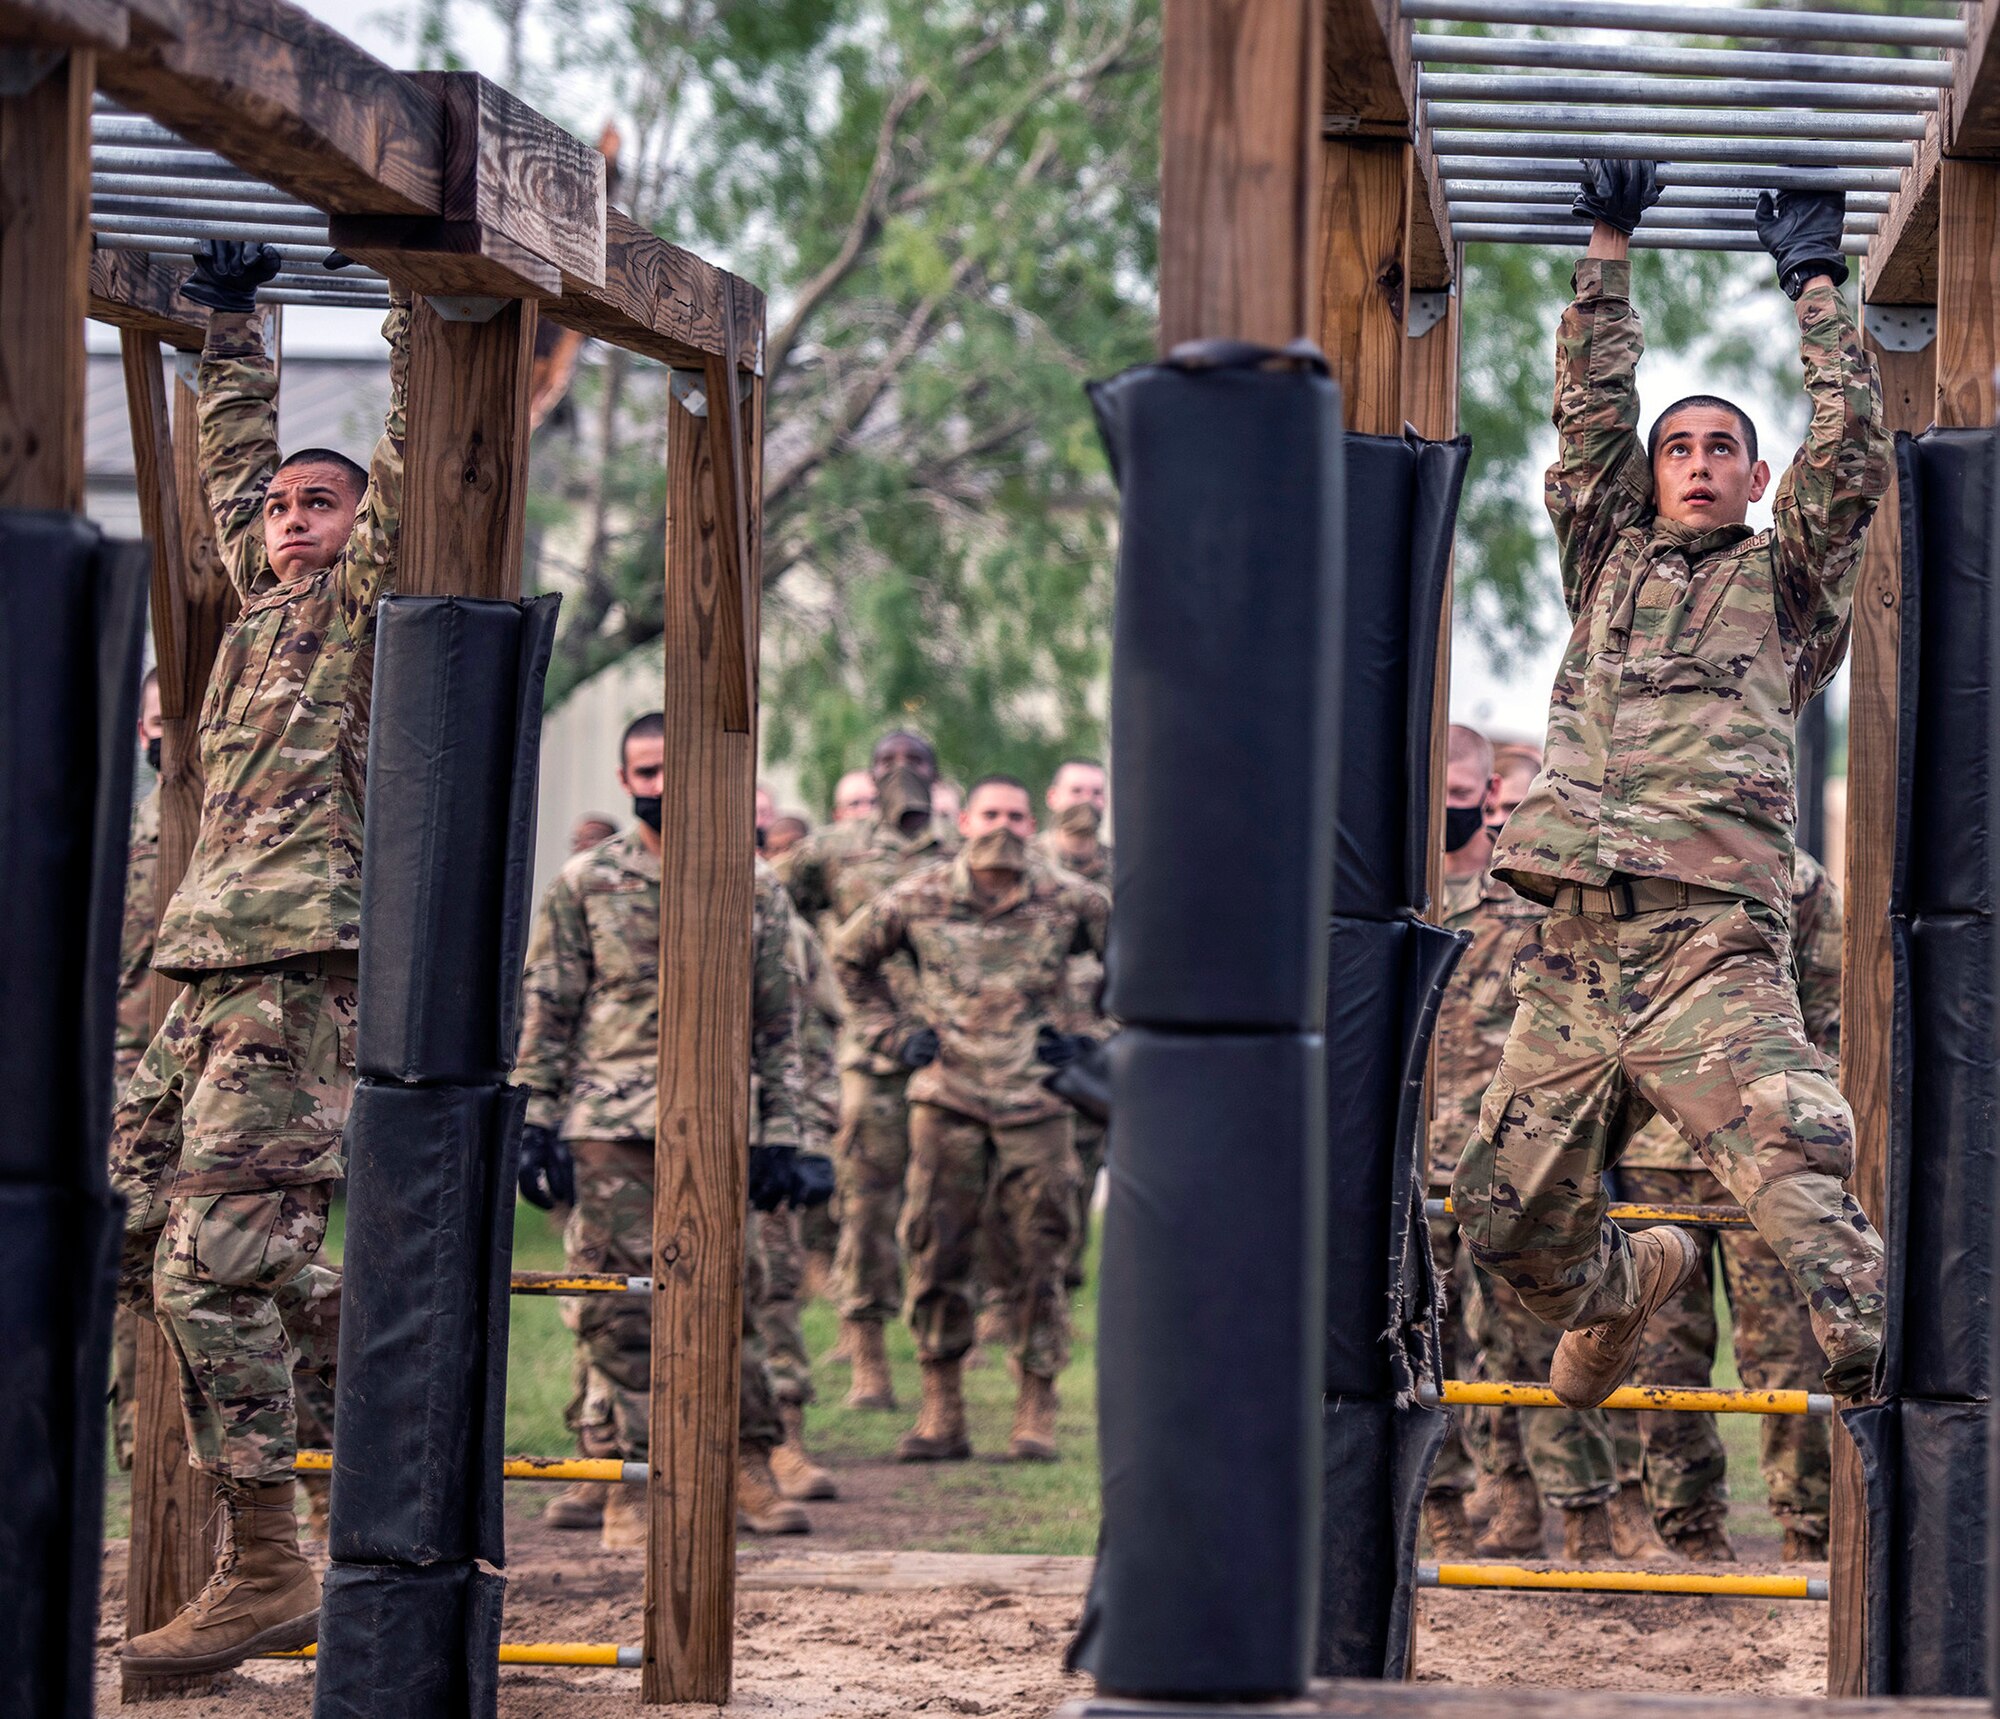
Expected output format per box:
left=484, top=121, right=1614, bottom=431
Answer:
left=1451, top=1074, right=1517, bottom=1255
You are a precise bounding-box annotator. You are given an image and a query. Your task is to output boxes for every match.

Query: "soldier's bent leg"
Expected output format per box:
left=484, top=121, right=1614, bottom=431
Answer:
left=565, top=1141, right=656, bottom=1458
left=1624, top=902, right=1884, bottom=1392
left=899, top=1104, right=994, bottom=1365
left=1486, top=1285, right=1615, bottom=1509
left=990, top=1115, right=1080, bottom=1379
left=1453, top=909, right=1637, bottom=1329
left=152, top=1186, right=332, bottom=1479
left=740, top=1213, right=784, bottom=1455
left=110, top=990, right=201, bottom=1318
left=756, top=1207, right=814, bottom=1408
left=832, top=1068, right=914, bottom=1324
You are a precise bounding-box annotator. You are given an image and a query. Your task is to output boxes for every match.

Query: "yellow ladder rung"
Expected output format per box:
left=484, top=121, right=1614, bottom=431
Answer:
left=293, top=1451, right=646, bottom=1483
left=1425, top=1197, right=1753, bottom=1230
left=510, top=1270, right=650, bottom=1295
left=1428, top=1380, right=1829, bottom=1416
left=266, top=1642, right=641, bottom=1667
left=1421, top=1561, right=1826, bottom=1601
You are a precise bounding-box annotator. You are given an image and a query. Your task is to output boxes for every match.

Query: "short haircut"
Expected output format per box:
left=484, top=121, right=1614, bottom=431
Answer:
left=619, top=710, right=664, bottom=768
left=1493, top=743, right=1542, bottom=786
left=1647, top=396, right=1758, bottom=466
left=871, top=728, right=937, bottom=769
left=1053, top=756, right=1104, bottom=776
left=1447, top=723, right=1494, bottom=781
left=141, top=666, right=159, bottom=696
left=966, top=772, right=1030, bottom=806
left=769, top=813, right=810, bottom=840
left=276, top=447, right=369, bottom=502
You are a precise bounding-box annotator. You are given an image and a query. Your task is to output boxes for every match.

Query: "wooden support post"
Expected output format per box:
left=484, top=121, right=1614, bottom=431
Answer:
left=399, top=294, right=538, bottom=599
left=1935, top=159, right=2000, bottom=431
left=1825, top=308, right=1937, bottom=1698
left=1316, top=138, right=1408, bottom=435
left=643, top=329, right=767, bottom=1704
left=1158, top=0, right=1321, bottom=352
left=120, top=338, right=236, bottom=1697
left=0, top=47, right=91, bottom=509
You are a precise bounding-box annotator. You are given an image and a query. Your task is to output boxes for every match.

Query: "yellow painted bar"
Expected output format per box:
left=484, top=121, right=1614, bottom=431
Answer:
left=1435, top=1380, right=1830, bottom=1416
left=1426, top=1197, right=1751, bottom=1229
left=510, top=1270, right=648, bottom=1295
left=270, top=1643, right=642, bottom=1667
left=293, top=1451, right=640, bottom=1482
left=1422, top=1561, right=1826, bottom=1601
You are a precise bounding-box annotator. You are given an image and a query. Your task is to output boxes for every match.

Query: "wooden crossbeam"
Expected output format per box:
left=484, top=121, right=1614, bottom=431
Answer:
left=89, top=247, right=203, bottom=347
left=542, top=210, right=764, bottom=372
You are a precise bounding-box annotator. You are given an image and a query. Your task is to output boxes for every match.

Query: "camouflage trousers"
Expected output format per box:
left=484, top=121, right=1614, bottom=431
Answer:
left=1622, top=1166, right=1831, bottom=1538
left=1064, top=1120, right=1106, bottom=1290
left=832, top=1068, right=914, bottom=1325
left=903, top=1104, right=1077, bottom=1378
left=1452, top=898, right=1884, bottom=1394
left=756, top=1207, right=814, bottom=1407
left=1428, top=1212, right=1618, bottom=1509
left=563, top=1140, right=782, bottom=1459
left=109, top=964, right=354, bottom=1481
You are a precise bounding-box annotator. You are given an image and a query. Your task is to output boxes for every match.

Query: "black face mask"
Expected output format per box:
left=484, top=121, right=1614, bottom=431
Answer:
left=1444, top=804, right=1485, bottom=853
left=633, top=795, right=662, bottom=833
left=145, top=736, right=162, bottom=774
left=754, top=825, right=767, bottom=850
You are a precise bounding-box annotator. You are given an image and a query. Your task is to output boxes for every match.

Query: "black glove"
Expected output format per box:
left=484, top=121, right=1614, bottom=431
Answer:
left=793, top=1152, right=837, bottom=1210
left=1570, top=158, right=1661, bottom=237
left=180, top=239, right=283, bottom=314
left=1035, top=1025, right=1086, bottom=1067
left=517, top=1124, right=575, bottom=1211
left=1042, top=1037, right=1113, bottom=1126
left=748, top=1144, right=800, bottom=1213
left=896, top=1026, right=940, bottom=1069
left=1754, top=188, right=1849, bottom=299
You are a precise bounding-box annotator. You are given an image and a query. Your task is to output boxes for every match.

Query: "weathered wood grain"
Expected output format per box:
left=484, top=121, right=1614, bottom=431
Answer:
left=0, top=49, right=91, bottom=510
left=90, top=247, right=204, bottom=349
left=1160, top=0, right=1322, bottom=351
left=542, top=209, right=762, bottom=369
left=1321, top=0, right=1410, bottom=139
left=399, top=294, right=536, bottom=600
left=324, top=212, right=562, bottom=299
left=1863, top=114, right=1938, bottom=307
left=1316, top=137, right=1407, bottom=435
left=0, top=0, right=124, bottom=49
left=642, top=332, right=766, bottom=1706
left=1935, top=158, right=2000, bottom=430
left=1949, top=0, right=2000, bottom=158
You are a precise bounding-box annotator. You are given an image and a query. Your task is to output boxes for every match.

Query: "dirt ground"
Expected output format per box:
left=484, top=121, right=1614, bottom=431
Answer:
left=94, top=1461, right=1830, bottom=1716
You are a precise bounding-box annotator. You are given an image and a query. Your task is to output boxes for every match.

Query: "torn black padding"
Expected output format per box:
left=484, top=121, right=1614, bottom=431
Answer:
left=1078, top=1028, right=1326, bottom=1700
left=312, top=1559, right=506, bottom=1719
left=1089, top=358, right=1345, bottom=1031
left=356, top=594, right=560, bottom=1084
left=330, top=1080, right=522, bottom=1567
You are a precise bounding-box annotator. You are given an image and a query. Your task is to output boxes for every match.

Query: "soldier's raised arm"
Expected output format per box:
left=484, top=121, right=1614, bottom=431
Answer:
left=339, top=293, right=413, bottom=630
left=185, top=241, right=284, bottom=598
left=1544, top=160, right=1660, bottom=615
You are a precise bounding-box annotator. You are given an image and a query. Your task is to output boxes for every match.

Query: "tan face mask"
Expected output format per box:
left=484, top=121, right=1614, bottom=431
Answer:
left=1054, top=801, right=1102, bottom=838
left=963, top=828, right=1030, bottom=873
left=875, top=763, right=933, bottom=832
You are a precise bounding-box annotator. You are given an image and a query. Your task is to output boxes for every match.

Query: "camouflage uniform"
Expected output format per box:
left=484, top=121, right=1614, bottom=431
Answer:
left=1031, top=829, right=1113, bottom=1287
left=515, top=835, right=801, bottom=1459
left=1453, top=258, right=1890, bottom=1398
left=834, top=855, right=1109, bottom=1377
left=1622, top=850, right=1842, bottom=1540
left=777, top=815, right=958, bottom=1326
left=109, top=300, right=410, bottom=1481
left=110, top=785, right=161, bottom=1470
left=756, top=913, right=840, bottom=1407
left=1430, top=867, right=1617, bottom=1510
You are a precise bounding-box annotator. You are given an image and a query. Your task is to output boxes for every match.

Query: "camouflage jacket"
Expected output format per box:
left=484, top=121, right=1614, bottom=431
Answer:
left=153, top=300, right=411, bottom=978
left=1432, top=865, right=1544, bottom=1184
left=114, top=785, right=161, bottom=1093
left=784, top=913, right=842, bottom=1152
left=833, top=856, right=1110, bottom=1127
left=1493, top=259, right=1889, bottom=916
left=1031, top=830, right=1114, bottom=1040
left=514, top=828, right=802, bottom=1149
left=776, top=814, right=959, bottom=1074
left=1624, top=847, right=1843, bottom=1169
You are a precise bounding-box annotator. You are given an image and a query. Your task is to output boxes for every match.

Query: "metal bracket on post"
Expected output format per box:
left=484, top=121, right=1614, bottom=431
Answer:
left=0, top=48, right=64, bottom=97
left=422, top=294, right=508, bottom=324
left=1863, top=303, right=1937, bottom=353
left=173, top=352, right=199, bottom=390
left=669, top=368, right=752, bottom=419
left=1407, top=288, right=1452, bottom=340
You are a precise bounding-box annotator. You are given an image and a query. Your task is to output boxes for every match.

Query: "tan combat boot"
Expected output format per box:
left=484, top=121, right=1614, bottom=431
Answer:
left=1559, top=1502, right=1614, bottom=1565
left=1473, top=1472, right=1545, bottom=1558
left=1781, top=1523, right=1828, bottom=1563
left=600, top=1481, right=648, bottom=1549
left=770, top=1402, right=838, bottom=1501
left=300, top=1473, right=331, bottom=1543
left=737, top=1450, right=810, bottom=1534
left=896, top=1359, right=972, bottom=1462
left=1668, top=1524, right=1737, bottom=1563
left=1008, top=1372, right=1060, bottom=1462
left=121, top=1479, right=321, bottom=1677
left=844, top=1319, right=897, bottom=1411
left=1465, top=1468, right=1503, bottom=1532
left=543, top=1482, right=606, bottom=1530
left=1421, top=1494, right=1479, bottom=1560
left=1607, top=1480, right=1674, bottom=1563
left=1550, top=1228, right=1702, bottom=1409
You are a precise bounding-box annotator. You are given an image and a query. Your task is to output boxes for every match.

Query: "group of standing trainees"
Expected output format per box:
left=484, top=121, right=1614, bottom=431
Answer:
left=516, top=725, right=1113, bottom=1544
left=1425, top=156, right=1891, bottom=1569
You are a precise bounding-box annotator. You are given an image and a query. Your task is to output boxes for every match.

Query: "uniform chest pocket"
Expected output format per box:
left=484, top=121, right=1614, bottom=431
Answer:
left=217, top=593, right=330, bottom=734
left=1670, top=559, right=1772, bottom=677
left=584, top=886, right=659, bottom=983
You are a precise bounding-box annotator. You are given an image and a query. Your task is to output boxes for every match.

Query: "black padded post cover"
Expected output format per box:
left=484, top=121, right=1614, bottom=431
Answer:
left=1089, top=348, right=1345, bottom=1031
left=313, top=1559, right=504, bottom=1719
left=356, top=594, right=560, bottom=1085
left=330, top=1079, right=524, bottom=1566
left=1074, top=1027, right=1326, bottom=1700
left=0, top=509, right=147, bottom=1719
left=1399, top=438, right=1473, bottom=915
